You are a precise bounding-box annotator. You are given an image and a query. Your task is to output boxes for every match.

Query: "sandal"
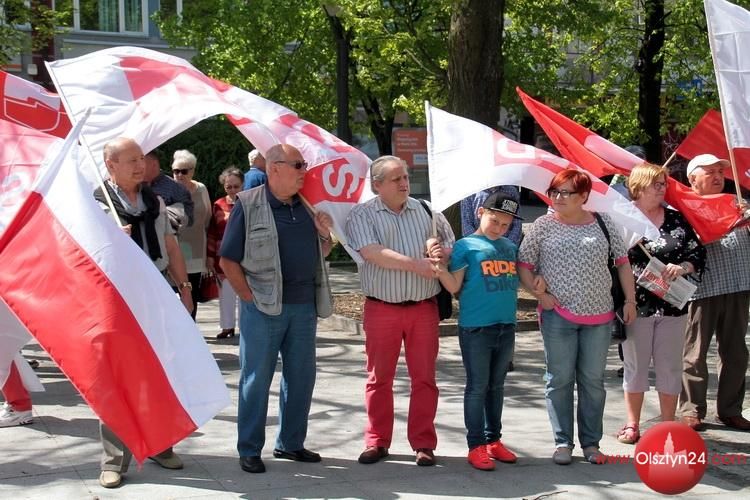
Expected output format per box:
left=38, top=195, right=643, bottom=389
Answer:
left=216, top=328, right=235, bottom=339
left=616, top=424, right=640, bottom=444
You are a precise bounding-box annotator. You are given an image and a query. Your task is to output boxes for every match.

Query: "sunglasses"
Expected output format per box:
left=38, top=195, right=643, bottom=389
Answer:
left=274, top=160, right=308, bottom=170
left=172, top=168, right=192, bottom=175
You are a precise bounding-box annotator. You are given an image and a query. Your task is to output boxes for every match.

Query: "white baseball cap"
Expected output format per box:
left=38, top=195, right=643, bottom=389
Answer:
left=686, top=154, right=729, bottom=176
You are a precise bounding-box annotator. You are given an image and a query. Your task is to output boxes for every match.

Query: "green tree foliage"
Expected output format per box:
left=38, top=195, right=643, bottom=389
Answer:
left=157, top=117, right=249, bottom=201
left=0, top=0, right=68, bottom=67
left=154, top=0, right=745, bottom=162
left=155, top=0, right=336, bottom=132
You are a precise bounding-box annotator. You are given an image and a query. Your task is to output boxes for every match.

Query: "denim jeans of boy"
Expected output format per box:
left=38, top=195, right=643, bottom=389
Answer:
left=459, top=323, right=515, bottom=449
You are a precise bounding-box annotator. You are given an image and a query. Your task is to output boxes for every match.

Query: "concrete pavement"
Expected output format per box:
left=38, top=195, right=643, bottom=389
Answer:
left=2, top=267, right=749, bottom=499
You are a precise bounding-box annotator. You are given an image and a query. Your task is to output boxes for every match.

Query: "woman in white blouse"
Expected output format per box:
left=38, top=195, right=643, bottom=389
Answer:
left=518, top=169, right=636, bottom=466
left=172, top=149, right=211, bottom=320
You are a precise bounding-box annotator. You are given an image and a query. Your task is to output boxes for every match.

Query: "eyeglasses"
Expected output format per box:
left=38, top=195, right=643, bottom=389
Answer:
left=172, top=168, right=192, bottom=175
left=274, top=160, right=308, bottom=170
left=651, top=181, right=667, bottom=190
left=224, top=184, right=242, bottom=190
left=547, top=189, right=578, bottom=199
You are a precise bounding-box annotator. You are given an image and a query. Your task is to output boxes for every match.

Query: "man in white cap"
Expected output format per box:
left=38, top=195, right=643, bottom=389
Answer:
left=680, top=154, right=750, bottom=431
left=243, top=149, right=267, bottom=190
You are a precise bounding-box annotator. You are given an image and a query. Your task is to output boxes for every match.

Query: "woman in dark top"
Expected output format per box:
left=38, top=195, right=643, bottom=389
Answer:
left=617, top=163, right=705, bottom=444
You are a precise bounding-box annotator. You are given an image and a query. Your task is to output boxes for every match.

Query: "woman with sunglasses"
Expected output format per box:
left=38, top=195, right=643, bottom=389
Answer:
left=208, top=167, right=245, bottom=339
left=518, top=169, right=636, bottom=465
left=616, top=163, right=704, bottom=444
left=172, top=149, right=212, bottom=320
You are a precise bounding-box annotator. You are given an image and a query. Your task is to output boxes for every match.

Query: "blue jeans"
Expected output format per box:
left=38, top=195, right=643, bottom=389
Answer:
left=459, top=323, right=515, bottom=449
left=540, top=309, right=611, bottom=449
left=237, top=301, right=317, bottom=457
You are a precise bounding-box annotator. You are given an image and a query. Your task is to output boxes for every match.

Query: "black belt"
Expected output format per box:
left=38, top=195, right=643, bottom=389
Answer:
left=366, top=296, right=433, bottom=306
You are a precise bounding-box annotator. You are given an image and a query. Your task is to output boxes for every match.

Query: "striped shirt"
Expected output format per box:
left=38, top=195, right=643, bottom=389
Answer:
left=346, top=196, right=455, bottom=303
left=693, top=227, right=750, bottom=300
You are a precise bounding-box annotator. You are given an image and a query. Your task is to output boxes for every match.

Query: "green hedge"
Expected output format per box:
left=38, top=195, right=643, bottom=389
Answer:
left=155, top=116, right=252, bottom=201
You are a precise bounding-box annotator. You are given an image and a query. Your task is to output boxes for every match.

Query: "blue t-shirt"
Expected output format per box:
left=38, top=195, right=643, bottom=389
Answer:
left=219, top=186, right=317, bottom=304
left=449, top=234, right=519, bottom=327
left=243, top=168, right=267, bottom=190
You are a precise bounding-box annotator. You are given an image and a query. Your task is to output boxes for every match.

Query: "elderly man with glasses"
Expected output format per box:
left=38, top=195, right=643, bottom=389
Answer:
left=680, top=154, right=750, bottom=432
left=345, top=155, right=455, bottom=467
left=219, top=143, right=335, bottom=473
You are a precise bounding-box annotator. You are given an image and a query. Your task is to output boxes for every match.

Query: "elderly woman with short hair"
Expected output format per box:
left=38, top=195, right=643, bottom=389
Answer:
left=616, top=163, right=705, bottom=444
left=208, top=166, right=245, bottom=338
left=519, top=169, right=637, bottom=465
left=172, top=149, right=211, bottom=320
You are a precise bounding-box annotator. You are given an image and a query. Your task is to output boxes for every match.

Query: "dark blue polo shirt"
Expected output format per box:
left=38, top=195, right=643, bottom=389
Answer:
left=219, top=185, right=318, bottom=304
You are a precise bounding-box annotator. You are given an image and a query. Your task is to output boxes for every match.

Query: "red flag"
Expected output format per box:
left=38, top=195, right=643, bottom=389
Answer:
left=0, top=120, right=229, bottom=462
left=674, top=109, right=750, bottom=190
left=0, top=71, right=71, bottom=138
left=517, top=87, right=743, bottom=244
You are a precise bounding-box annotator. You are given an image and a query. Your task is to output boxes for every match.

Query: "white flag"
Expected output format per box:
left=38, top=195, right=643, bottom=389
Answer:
left=425, top=102, right=659, bottom=241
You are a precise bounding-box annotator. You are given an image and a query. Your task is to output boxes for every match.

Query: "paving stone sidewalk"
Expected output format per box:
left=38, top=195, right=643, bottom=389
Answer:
left=2, top=267, right=748, bottom=499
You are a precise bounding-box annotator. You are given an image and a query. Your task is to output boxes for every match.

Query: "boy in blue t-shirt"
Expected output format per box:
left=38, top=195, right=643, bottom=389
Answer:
left=437, top=191, right=532, bottom=471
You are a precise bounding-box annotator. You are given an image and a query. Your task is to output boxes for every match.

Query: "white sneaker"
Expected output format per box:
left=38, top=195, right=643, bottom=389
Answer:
left=0, top=406, right=33, bottom=427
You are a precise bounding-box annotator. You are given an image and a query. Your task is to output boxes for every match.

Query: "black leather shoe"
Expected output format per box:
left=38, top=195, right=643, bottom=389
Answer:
left=240, top=456, right=265, bottom=473
left=358, top=446, right=389, bottom=464
left=272, top=448, right=321, bottom=463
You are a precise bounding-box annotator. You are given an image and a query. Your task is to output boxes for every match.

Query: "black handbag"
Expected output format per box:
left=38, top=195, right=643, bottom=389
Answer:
left=418, top=199, right=453, bottom=321
left=593, top=213, right=627, bottom=343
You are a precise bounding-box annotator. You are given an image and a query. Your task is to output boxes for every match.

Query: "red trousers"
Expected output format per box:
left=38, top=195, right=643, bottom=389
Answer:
left=363, top=299, right=440, bottom=450
left=2, top=361, right=32, bottom=411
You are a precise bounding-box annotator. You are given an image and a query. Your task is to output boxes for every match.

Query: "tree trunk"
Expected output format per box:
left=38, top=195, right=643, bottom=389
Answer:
left=447, top=0, right=505, bottom=127
left=445, top=0, right=505, bottom=235
left=361, top=93, right=393, bottom=155
left=637, top=0, right=666, bottom=163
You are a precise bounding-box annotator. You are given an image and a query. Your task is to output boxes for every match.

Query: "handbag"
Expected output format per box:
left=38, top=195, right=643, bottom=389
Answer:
left=593, top=213, right=627, bottom=343
left=418, top=199, right=453, bottom=321
left=197, top=273, right=220, bottom=303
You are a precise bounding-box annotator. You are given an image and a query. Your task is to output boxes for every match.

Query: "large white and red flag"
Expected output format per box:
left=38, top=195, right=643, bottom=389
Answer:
left=424, top=102, right=660, bottom=242
left=45, top=46, right=372, bottom=238
left=705, top=0, right=750, bottom=190
left=0, top=71, right=71, bottom=138
left=0, top=118, right=230, bottom=462
left=0, top=120, right=61, bottom=388
left=517, top=87, right=744, bottom=244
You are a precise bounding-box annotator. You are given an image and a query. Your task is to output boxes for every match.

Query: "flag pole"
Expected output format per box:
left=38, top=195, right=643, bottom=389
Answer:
left=705, top=1, right=744, bottom=204
left=298, top=193, right=348, bottom=245
left=78, top=133, right=123, bottom=228
left=661, top=151, right=676, bottom=169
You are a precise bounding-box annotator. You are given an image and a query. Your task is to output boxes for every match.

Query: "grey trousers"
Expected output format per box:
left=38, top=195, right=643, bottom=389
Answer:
left=680, top=291, right=750, bottom=419
left=100, top=422, right=174, bottom=472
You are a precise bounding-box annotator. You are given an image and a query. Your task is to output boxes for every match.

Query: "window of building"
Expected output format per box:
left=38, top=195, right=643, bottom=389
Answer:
left=57, top=0, right=148, bottom=34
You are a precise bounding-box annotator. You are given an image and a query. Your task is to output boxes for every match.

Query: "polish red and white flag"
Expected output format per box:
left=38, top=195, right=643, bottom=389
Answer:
left=46, top=46, right=372, bottom=238
left=0, top=118, right=230, bottom=462
left=0, top=120, right=61, bottom=389
left=424, top=102, right=660, bottom=242
left=517, top=87, right=744, bottom=244
left=674, top=108, right=750, bottom=190
left=0, top=70, right=71, bottom=138
left=705, top=0, right=750, bottom=190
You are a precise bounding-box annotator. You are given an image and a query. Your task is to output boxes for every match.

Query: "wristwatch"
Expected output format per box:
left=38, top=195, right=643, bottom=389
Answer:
left=178, top=281, right=193, bottom=291
left=679, top=262, right=691, bottom=274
